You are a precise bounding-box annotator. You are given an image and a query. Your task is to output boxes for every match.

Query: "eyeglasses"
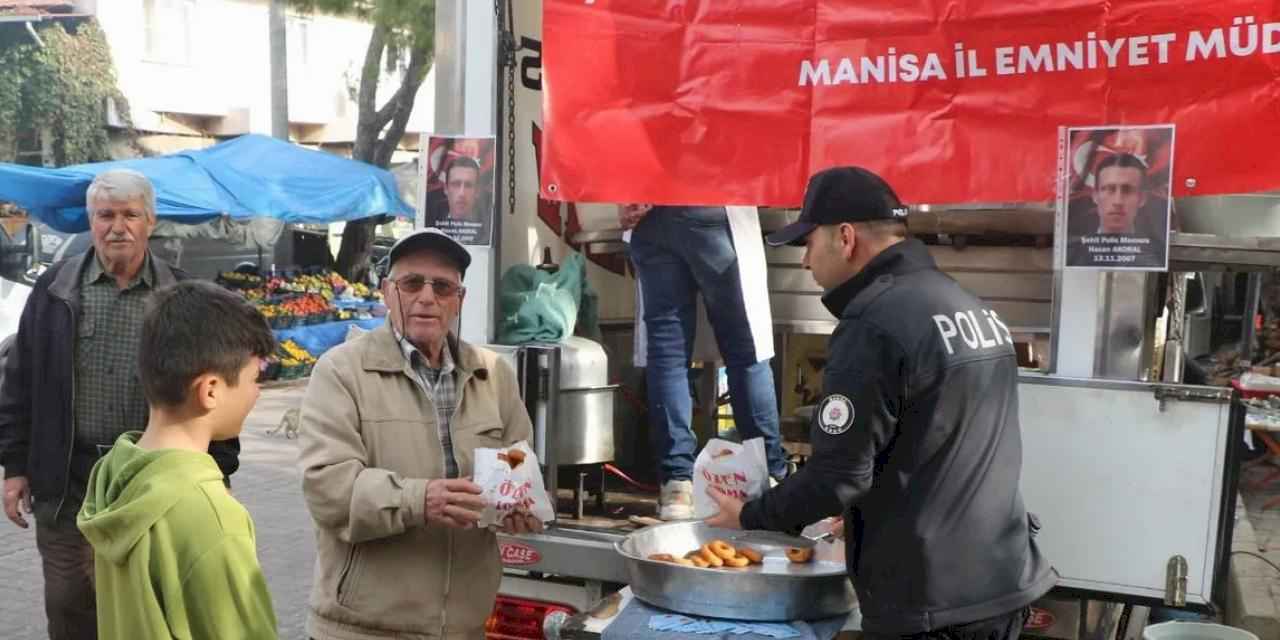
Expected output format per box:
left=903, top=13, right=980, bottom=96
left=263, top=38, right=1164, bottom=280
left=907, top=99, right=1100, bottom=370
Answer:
left=391, top=274, right=464, bottom=298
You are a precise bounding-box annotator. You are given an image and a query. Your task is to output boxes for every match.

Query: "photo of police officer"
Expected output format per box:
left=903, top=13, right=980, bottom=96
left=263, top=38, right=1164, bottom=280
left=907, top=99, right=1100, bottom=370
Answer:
left=1063, top=125, right=1173, bottom=270
left=423, top=135, right=495, bottom=246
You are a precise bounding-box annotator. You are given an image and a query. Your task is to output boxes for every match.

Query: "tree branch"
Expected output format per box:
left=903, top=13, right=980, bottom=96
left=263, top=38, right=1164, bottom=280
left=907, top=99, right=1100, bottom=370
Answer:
left=373, top=47, right=432, bottom=167
left=357, top=23, right=388, bottom=122
left=370, top=42, right=428, bottom=129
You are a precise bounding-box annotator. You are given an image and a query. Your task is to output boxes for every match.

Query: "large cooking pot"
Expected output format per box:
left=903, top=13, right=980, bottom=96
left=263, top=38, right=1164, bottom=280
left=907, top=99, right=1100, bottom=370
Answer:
left=615, top=521, right=857, bottom=621
left=551, top=337, right=615, bottom=465
left=487, top=338, right=617, bottom=466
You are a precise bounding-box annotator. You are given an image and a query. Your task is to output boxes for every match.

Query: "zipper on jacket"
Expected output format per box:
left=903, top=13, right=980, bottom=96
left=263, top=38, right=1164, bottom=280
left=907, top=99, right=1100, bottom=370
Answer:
left=336, top=545, right=357, bottom=604
left=439, top=367, right=478, bottom=636
left=441, top=529, right=452, bottom=636
left=437, top=364, right=470, bottom=635
left=403, top=354, right=454, bottom=481
left=52, top=297, right=77, bottom=523
left=446, top=369, right=473, bottom=476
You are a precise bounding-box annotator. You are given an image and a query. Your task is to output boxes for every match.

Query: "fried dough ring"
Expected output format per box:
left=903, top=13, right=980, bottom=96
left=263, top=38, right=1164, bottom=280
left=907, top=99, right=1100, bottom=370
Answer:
left=708, top=540, right=737, bottom=561
left=648, top=553, right=675, bottom=562
left=737, top=547, right=763, bottom=564
left=505, top=448, right=526, bottom=469
left=724, top=555, right=750, bottom=568
left=698, top=544, right=725, bottom=567
left=689, top=556, right=710, bottom=568
left=785, top=547, right=814, bottom=564
left=672, top=557, right=695, bottom=566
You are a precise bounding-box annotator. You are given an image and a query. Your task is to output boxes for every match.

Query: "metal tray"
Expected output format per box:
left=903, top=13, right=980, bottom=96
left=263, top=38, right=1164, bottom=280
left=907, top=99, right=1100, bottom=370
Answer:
left=615, top=521, right=857, bottom=621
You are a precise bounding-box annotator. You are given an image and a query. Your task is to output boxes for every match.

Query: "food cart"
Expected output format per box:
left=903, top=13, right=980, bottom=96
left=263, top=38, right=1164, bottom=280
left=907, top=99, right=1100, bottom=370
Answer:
left=413, top=2, right=1280, bottom=638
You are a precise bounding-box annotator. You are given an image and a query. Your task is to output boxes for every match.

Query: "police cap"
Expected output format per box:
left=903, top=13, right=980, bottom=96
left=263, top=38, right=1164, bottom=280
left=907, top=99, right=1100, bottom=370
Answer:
left=766, top=166, right=909, bottom=247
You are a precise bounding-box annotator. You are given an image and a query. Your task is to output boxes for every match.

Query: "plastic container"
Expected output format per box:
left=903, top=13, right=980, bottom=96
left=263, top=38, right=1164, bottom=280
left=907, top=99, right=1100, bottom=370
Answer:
left=1233, top=376, right=1280, bottom=399
left=1142, top=622, right=1259, bottom=640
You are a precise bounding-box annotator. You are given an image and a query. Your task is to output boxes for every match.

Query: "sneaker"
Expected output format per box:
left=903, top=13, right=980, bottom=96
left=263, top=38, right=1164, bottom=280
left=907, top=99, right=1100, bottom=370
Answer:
left=659, top=479, right=694, bottom=521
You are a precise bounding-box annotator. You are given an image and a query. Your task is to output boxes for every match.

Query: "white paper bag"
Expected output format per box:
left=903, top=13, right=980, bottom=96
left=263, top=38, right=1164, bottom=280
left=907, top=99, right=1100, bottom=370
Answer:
left=693, top=437, right=769, bottom=519
left=475, top=440, right=555, bottom=529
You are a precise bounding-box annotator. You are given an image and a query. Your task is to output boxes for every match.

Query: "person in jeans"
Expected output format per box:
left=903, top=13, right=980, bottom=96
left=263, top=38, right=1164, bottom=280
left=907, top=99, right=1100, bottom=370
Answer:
left=621, top=204, right=787, bottom=520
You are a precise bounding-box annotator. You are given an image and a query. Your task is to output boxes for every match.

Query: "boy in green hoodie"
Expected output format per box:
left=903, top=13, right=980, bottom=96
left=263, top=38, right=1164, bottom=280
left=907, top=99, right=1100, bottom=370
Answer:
left=77, top=280, right=278, bottom=639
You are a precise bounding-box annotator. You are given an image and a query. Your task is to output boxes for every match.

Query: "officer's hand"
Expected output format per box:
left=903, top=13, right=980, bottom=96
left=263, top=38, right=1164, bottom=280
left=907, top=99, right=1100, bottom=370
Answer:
left=829, top=517, right=845, bottom=540
left=424, top=478, right=486, bottom=529
left=703, top=488, right=744, bottom=530
left=3, top=476, right=31, bottom=529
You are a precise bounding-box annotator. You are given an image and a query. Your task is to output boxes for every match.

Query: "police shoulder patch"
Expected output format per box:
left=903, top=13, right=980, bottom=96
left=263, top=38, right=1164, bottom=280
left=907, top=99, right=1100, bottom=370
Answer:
left=818, top=394, right=855, bottom=435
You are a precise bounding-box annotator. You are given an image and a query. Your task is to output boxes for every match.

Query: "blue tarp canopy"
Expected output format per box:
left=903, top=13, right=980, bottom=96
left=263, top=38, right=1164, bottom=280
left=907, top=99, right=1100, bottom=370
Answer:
left=0, top=134, right=413, bottom=232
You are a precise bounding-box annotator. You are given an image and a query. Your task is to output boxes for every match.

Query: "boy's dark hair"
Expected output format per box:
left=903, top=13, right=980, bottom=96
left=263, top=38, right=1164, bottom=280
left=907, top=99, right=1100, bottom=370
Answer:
left=139, top=281, right=276, bottom=408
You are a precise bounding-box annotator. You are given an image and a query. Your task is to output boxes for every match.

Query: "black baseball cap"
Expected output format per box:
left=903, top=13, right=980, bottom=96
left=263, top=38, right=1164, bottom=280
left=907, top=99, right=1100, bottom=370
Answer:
left=766, top=166, right=909, bottom=247
left=387, top=227, right=471, bottom=276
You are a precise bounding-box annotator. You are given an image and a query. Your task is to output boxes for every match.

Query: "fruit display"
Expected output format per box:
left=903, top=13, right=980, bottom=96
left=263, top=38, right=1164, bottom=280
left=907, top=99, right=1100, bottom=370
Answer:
left=217, top=268, right=383, bottom=327
left=265, top=340, right=317, bottom=381
left=217, top=271, right=264, bottom=289
left=281, top=293, right=333, bottom=323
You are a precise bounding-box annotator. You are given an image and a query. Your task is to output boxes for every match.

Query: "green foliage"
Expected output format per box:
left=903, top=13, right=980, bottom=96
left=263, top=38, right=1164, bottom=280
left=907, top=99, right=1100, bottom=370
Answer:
left=289, top=0, right=435, bottom=54
left=0, top=20, right=133, bottom=165
left=287, top=0, right=437, bottom=280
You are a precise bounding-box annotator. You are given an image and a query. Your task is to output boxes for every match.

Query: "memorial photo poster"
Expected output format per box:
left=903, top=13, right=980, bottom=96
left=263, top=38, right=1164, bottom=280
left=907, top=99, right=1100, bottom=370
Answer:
left=1062, top=125, right=1173, bottom=271
left=424, top=135, right=496, bottom=247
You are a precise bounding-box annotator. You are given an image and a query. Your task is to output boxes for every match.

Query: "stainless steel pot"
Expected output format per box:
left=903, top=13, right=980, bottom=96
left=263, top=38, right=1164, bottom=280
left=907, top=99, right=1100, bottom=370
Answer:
left=615, top=521, right=857, bottom=621
left=554, top=337, right=615, bottom=465
left=488, top=338, right=617, bottom=467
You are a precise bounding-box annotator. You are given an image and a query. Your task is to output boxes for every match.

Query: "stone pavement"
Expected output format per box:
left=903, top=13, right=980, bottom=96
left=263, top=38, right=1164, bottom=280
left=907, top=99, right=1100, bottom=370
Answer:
left=0, top=383, right=315, bottom=640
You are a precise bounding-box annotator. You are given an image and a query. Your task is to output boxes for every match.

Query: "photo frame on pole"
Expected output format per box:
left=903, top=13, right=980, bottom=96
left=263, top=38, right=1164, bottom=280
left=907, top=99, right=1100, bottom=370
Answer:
left=423, top=134, right=496, bottom=247
left=1060, top=125, right=1174, bottom=271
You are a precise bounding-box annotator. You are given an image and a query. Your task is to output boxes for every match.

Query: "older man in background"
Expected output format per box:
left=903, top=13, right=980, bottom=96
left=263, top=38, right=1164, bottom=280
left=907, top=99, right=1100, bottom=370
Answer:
left=0, top=169, right=241, bottom=640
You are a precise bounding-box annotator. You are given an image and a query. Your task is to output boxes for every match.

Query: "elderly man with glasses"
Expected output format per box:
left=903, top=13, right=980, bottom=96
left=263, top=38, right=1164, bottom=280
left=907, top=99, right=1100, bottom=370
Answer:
left=298, top=228, right=540, bottom=640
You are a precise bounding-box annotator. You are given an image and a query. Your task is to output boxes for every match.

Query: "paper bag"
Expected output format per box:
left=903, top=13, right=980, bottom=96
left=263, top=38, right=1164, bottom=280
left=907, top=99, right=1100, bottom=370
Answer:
left=475, top=440, right=555, bottom=529
left=693, top=437, right=769, bottom=519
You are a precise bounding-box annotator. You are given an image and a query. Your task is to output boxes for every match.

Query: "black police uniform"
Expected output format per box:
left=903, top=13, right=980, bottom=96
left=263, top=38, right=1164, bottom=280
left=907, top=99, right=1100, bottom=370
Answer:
left=739, top=238, right=1056, bottom=636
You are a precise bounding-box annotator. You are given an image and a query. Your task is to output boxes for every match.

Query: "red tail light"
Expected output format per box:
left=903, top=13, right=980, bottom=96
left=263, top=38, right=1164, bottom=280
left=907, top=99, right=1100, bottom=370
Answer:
left=486, top=595, right=578, bottom=640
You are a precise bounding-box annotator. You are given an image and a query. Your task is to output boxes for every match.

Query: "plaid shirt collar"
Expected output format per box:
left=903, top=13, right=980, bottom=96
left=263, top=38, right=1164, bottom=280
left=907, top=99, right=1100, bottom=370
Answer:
left=394, top=329, right=462, bottom=478
left=396, top=331, right=457, bottom=380
left=83, top=251, right=154, bottom=290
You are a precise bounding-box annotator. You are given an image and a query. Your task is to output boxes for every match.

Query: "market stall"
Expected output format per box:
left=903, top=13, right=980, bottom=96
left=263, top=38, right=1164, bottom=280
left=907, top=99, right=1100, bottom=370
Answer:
left=217, top=268, right=385, bottom=381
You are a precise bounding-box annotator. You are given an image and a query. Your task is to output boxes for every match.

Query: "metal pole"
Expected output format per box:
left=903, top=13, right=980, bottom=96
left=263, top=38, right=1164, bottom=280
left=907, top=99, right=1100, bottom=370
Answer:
left=1242, top=272, right=1264, bottom=365
left=268, top=0, right=289, bottom=140
left=433, top=0, right=468, bottom=134
left=1163, top=273, right=1187, bottom=383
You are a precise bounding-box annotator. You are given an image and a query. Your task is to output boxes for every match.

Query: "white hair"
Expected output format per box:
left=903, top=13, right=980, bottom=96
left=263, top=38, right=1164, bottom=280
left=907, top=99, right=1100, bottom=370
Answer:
left=86, top=169, right=156, bottom=220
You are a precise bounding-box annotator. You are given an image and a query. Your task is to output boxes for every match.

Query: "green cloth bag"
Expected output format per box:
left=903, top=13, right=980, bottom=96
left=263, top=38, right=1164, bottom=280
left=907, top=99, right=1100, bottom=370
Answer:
left=497, top=252, right=601, bottom=344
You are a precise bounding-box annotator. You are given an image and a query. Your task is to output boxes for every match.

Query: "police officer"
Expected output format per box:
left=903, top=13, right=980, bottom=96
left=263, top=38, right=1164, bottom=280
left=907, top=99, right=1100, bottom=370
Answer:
left=706, top=167, right=1056, bottom=639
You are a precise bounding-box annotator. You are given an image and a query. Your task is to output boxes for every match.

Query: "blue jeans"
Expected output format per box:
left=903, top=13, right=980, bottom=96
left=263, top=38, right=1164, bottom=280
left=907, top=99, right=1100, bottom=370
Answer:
left=629, top=206, right=787, bottom=481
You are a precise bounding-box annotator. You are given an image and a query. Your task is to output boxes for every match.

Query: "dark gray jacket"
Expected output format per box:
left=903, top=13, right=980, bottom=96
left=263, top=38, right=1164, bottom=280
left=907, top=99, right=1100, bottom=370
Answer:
left=0, top=251, right=240, bottom=520
left=740, top=239, right=1056, bottom=633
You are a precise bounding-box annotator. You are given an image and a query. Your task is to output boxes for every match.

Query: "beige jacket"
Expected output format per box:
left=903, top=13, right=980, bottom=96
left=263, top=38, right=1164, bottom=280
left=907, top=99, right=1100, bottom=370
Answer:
left=299, top=325, right=532, bottom=640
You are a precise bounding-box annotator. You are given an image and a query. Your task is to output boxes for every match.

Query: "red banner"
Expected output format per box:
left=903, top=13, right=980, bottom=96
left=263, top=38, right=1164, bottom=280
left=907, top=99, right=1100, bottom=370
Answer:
left=541, top=1, right=1280, bottom=206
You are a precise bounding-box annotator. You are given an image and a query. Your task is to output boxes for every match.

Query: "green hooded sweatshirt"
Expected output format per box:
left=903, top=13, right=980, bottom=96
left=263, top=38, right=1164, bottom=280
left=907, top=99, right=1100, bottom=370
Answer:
left=77, top=432, right=278, bottom=640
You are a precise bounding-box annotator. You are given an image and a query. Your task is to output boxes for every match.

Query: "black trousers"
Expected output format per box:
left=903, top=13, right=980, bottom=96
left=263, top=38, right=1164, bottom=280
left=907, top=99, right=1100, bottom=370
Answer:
left=35, top=512, right=97, bottom=640
left=864, top=607, right=1031, bottom=640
